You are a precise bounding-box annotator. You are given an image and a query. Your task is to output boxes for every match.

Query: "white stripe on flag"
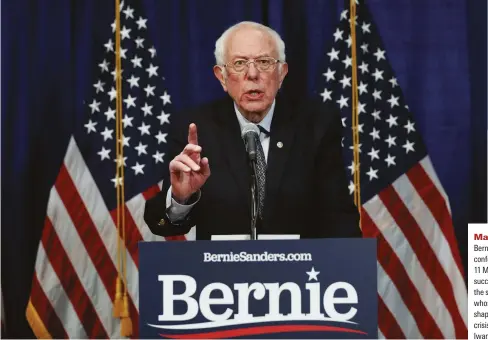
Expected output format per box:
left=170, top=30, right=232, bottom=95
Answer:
left=126, top=193, right=166, bottom=242
left=420, top=157, right=451, bottom=214
left=377, top=262, right=421, bottom=339
left=48, top=188, right=119, bottom=338
left=393, top=172, right=468, bottom=326
left=364, top=196, right=455, bottom=338
left=35, top=245, right=87, bottom=339
left=64, top=137, right=139, bottom=310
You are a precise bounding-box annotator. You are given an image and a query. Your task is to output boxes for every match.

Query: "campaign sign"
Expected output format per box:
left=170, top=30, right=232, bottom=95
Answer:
left=139, top=238, right=377, bottom=339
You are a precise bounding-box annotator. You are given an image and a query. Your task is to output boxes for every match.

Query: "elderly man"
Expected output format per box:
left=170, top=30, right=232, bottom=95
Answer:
left=144, top=21, right=360, bottom=240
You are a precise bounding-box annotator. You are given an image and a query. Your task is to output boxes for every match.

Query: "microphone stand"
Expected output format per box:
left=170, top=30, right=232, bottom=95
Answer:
left=249, top=159, right=258, bottom=240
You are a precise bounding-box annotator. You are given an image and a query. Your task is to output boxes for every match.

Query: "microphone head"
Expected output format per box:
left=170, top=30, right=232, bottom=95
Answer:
left=241, top=123, right=260, bottom=138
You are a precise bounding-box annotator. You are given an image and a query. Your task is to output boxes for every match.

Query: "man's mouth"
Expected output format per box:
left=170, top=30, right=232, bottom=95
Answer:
left=244, top=90, right=264, bottom=99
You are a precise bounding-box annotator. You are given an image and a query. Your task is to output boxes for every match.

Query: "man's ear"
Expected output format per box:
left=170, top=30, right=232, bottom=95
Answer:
left=213, top=65, right=228, bottom=92
left=278, top=62, right=288, bottom=88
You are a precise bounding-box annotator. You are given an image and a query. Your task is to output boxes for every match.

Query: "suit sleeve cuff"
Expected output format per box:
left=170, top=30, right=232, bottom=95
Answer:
left=166, top=186, right=200, bottom=222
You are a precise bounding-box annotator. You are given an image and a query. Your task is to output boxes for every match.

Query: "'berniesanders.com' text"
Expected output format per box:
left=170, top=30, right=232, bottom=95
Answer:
left=203, top=251, right=312, bottom=263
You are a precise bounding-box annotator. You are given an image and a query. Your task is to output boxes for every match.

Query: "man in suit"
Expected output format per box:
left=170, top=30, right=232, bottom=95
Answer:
left=144, top=21, right=360, bottom=240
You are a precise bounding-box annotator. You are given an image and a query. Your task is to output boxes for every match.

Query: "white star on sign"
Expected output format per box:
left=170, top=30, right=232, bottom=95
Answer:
left=123, top=6, right=134, bottom=19
left=306, top=267, right=320, bottom=281
left=361, top=22, right=371, bottom=34
left=371, top=109, right=381, bottom=121
left=108, top=87, right=117, bottom=101
left=111, top=176, right=124, bottom=187
left=152, top=151, right=165, bottom=163
left=360, top=43, right=369, bottom=54
left=342, top=55, right=352, bottom=69
left=114, top=155, right=127, bottom=167
left=389, top=77, right=399, bottom=88
left=148, top=46, right=157, bottom=58
left=345, top=35, right=352, bottom=48
left=357, top=102, right=366, bottom=115
left=348, top=181, right=355, bottom=194
left=160, top=91, right=171, bottom=105
left=146, top=63, right=159, bottom=78
left=340, top=9, right=348, bottom=21
left=104, top=39, right=114, bottom=52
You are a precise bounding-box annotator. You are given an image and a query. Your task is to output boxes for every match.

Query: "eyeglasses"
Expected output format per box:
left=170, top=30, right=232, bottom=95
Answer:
left=223, top=57, right=281, bottom=73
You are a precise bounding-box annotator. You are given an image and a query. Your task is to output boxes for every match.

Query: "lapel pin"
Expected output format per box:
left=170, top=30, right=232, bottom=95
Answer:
left=277, top=142, right=283, bottom=148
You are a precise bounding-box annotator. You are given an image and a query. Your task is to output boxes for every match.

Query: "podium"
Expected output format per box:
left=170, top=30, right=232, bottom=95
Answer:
left=139, top=238, right=377, bottom=339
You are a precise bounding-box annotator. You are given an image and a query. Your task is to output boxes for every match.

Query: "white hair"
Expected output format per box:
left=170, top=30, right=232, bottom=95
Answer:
left=214, top=21, right=286, bottom=67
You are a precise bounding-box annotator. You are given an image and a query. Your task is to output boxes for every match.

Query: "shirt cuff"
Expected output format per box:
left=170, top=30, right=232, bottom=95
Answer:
left=166, top=186, right=200, bottom=222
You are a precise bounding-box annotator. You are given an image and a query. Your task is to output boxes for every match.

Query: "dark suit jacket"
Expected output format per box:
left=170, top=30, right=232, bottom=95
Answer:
left=144, top=94, right=361, bottom=240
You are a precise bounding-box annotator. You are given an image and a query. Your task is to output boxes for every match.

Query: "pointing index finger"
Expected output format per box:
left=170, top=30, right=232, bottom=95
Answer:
left=188, top=123, right=198, bottom=146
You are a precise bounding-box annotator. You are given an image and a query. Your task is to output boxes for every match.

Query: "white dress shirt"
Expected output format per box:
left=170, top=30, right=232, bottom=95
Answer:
left=165, top=100, right=275, bottom=221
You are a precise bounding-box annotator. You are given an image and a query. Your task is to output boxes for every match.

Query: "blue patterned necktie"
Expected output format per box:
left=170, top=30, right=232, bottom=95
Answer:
left=254, top=126, right=269, bottom=218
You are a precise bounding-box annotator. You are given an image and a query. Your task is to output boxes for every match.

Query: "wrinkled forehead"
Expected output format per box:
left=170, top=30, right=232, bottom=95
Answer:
left=225, top=27, right=278, bottom=61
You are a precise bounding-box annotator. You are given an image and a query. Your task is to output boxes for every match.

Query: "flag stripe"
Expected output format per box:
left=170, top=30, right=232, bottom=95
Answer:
left=361, top=211, right=424, bottom=338
left=408, top=161, right=465, bottom=278
left=399, top=164, right=468, bottom=326
left=363, top=197, right=453, bottom=338
left=126, top=193, right=166, bottom=242
left=142, top=184, right=162, bottom=201
left=109, top=207, right=142, bottom=266
left=47, top=187, right=122, bottom=337
left=379, top=185, right=466, bottom=338
left=64, top=137, right=139, bottom=309
left=34, top=245, right=87, bottom=338
left=54, top=164, right=138, bottom=325
left=419, top=157, right=452, bottom=214
left=28, top=277, right=67, bottom=339
left=377, top=295, right=405, bottom=339
left=41, top=217, right=109, bottom=338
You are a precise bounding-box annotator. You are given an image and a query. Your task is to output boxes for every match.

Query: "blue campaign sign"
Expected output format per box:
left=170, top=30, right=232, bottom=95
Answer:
left=139, top=238, right=377, bottom=339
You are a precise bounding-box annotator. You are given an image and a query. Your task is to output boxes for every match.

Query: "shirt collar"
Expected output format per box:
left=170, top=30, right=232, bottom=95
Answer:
left=234, top=100, right=275, bottom=134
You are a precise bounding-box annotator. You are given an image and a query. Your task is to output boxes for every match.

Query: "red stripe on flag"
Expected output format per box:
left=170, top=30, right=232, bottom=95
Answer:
left=55, top=165, right=138, bottom=324
left=142, top=184, right=161, bottom=201
left=378, top=295, right=405, bottom=339
left=407, top=163, right=465, bottom=276
left=30, top=275, right=68, bottom=339
left=110, top=206, right=143, bottom=267
left=41, top=218, right=108, bottom=338
left=379, top=186, right=467, bottom=338
left=361, top=209, right=443, bottom=338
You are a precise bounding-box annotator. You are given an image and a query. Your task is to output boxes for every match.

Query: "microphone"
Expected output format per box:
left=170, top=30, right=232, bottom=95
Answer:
left=241, top=123, right=260, bottom=161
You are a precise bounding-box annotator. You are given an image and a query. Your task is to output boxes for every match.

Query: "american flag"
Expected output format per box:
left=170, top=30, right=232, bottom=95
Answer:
left=317, top=1, right=468, bottom=338
left=26, top=1, right=194, bottom=338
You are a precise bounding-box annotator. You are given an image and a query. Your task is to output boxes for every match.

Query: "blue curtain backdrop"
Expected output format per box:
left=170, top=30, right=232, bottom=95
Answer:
left=2, top=0, right=486, bottom=337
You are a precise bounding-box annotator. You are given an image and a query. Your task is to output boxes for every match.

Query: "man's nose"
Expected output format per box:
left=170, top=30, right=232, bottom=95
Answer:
left=246, top=62, right=259, bottom=79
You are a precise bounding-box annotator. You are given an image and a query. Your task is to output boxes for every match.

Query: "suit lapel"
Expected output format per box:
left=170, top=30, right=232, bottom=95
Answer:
left=214, top=99, right=251, bottom=209
left=264, top=97, right=297, bottom=221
